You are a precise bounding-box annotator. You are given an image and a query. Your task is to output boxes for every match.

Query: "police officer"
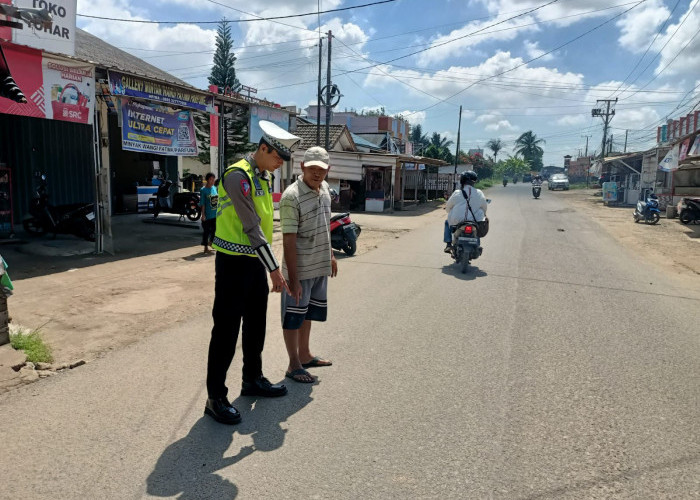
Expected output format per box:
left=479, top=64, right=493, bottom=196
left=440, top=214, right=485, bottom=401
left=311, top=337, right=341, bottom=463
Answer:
left=205, top=121, right=300, bottom=425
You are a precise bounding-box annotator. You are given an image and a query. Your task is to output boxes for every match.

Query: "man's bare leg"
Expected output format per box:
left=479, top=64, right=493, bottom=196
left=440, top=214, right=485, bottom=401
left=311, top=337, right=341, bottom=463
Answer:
left=298, top=320, right=313, bottom=364
left=283, top=328, right=313, bottom=382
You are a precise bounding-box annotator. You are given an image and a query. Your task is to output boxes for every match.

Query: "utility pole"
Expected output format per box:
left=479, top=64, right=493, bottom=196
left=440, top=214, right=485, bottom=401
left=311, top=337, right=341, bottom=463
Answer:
left=316, top=37, right=323, bottom=146
left=453, top=105, right=462, bottom=190
left=624, top=129, right=628, bottom=153
left=592, top=98, right=617, bottom=188
left=582, top=135, right=590, bottom=157
left=324, top=30, right=332, bottom=150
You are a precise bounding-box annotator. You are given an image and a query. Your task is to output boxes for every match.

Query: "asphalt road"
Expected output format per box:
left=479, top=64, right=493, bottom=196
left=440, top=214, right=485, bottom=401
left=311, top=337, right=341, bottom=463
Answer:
left=1, top=183, right=698, bottom=499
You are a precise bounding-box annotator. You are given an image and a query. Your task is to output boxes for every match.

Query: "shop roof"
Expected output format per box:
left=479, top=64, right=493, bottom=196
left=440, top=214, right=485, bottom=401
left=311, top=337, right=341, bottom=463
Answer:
left=75, top=28, right=196, bottom=89
left=294, top=122, right=348, bottom=149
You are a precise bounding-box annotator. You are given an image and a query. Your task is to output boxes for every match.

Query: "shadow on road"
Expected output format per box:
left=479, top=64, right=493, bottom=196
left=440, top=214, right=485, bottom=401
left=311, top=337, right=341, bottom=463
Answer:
left=441, top=264, right=488, bottom=281
left=146, top=382, right=315, bottom=499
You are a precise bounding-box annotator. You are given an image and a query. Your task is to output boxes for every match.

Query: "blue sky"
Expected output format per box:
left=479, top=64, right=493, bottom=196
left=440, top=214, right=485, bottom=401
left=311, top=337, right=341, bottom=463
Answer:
left=77, top=0, right=700, bottom=166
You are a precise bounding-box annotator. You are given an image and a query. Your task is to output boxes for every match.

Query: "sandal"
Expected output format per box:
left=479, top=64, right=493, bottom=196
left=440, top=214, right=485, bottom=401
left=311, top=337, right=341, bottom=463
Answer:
left=285, top=368, right=315, bottom=383
left=301, top=356, right=333, bottom=368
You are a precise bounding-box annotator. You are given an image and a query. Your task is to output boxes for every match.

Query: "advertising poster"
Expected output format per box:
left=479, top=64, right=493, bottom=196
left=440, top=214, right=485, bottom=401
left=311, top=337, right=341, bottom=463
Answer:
left=43, top=58, right=94, bottom=124
left=109, top=71, right=213, bottom=113
left=688, top=136, right=700, bottom=157
left=658, top=144, right=679, bottom=172
left=678, top=138, right=690, bottom=162
left=602, top=182, right=618, bottom=202
left=249, top=104, right=289, bottom=143
left=121, top=100, right=198, bottom=156
left=10, top=0, right=77, bottom=56
left=0, top=44, right=93, bottom=124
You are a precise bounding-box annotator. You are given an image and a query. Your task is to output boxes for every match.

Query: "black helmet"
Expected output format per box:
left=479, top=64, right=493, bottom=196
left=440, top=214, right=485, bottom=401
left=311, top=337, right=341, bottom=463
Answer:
left=460, top=170, right=478, bottom=186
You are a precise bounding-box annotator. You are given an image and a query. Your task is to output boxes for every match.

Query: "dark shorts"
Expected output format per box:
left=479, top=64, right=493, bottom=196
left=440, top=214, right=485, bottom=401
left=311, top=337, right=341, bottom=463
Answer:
left=281, top=275, right=328, bottom=330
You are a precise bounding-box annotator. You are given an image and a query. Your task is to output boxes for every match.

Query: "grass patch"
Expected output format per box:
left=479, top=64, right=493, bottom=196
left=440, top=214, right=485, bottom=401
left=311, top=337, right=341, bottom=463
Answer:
left=568, top=183, right=589, bottom=190
left=475, top=180, right=494, bottom=190
left=10, top=327, right=53, bottom=363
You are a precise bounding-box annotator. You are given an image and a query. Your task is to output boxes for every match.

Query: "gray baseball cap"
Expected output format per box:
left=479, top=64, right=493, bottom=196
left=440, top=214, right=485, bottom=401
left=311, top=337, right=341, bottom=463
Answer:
left=303, top=146, right=330, bottom=169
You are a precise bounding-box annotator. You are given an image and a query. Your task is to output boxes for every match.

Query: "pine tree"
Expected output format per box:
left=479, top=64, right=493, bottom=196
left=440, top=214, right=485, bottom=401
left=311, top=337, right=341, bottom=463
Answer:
left=209, top=20, right=241, bottom=92
left=194, top=19, right=254, bottom=167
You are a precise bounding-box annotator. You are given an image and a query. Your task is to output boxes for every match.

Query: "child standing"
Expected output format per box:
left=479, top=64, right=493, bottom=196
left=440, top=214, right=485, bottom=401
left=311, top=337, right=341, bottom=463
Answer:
left=199, top=173, right=218, bottom=253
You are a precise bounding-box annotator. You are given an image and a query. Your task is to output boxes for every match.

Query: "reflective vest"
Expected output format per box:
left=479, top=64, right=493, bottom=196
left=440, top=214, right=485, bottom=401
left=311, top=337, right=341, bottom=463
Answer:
left=212, top=158, right=273, bottom=257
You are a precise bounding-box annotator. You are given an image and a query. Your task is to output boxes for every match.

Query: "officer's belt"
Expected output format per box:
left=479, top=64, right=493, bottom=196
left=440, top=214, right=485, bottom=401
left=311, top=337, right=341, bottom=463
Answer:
left=212, top=237, right=255, bottom=255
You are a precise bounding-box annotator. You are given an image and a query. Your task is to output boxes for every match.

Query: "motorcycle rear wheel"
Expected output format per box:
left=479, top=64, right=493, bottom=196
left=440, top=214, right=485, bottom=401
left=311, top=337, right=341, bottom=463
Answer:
left=23, top=218, right=46, bottom=235
left=460, top=252, right=469, bottom=273
left=343, top=238, right=357, bottom=256
left=633, top=212, right=640, bottom=223
left=679, top=209, right=693, bottom=224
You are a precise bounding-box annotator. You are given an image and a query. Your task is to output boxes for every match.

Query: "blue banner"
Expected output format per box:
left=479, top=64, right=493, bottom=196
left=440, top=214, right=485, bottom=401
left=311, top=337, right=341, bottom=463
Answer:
left=109, top=71, right=214, bottom=113
left=121, top=100, right=198, bottom=156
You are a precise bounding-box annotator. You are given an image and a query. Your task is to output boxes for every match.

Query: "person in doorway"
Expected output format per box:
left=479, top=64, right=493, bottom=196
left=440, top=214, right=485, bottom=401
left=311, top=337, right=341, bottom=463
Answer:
left=279, top=146, right=337, bottom=383
left=204, top=121, right=301, bottom=425
left=199, top=172, right=218, bottom=253
left=443, top=170, right=488, bottom=252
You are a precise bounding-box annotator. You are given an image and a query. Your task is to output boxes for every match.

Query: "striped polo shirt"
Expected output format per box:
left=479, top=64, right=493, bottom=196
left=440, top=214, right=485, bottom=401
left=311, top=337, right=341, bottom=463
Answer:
left=279, top=177, right=332, bottom=281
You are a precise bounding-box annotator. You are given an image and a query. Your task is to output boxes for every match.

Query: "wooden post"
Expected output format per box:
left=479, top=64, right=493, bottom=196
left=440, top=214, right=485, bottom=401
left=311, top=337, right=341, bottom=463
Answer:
left=0, top=292, right=8, bottom=346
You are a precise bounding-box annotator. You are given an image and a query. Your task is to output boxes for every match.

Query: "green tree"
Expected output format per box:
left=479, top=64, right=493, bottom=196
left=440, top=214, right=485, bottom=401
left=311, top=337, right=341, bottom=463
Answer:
left=513, top=131, right=545, bottom=171
left=486, top=138, right=504, bottom=163
left=195, top=19, right=254, bottom=167
left=495, top=156, right=530, bottom=178
left=209, top=20, right=241, bottom=92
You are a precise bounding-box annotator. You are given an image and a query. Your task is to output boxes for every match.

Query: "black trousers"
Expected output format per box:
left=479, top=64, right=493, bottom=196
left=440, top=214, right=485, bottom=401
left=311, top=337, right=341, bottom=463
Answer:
left=201, top=218, right=216, bottom=246
left=206, top=253, right=269, bottom=399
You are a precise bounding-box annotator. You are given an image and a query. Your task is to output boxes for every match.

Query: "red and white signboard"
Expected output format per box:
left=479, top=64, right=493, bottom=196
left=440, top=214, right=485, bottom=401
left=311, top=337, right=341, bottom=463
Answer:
left=0, top=42, right=94, bottom=124
left=1, top=0, right=77, bottom=56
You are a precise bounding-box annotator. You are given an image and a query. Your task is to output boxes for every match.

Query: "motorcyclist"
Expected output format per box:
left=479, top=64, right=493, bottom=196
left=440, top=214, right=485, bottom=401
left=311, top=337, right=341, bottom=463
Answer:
left=532, top=174, right=543, bottom=186
left=443, top=171, right=488, bottom=253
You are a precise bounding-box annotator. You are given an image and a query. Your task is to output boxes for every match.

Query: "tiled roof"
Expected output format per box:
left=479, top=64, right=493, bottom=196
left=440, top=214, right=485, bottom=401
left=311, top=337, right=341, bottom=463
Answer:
left=295, top=123, right=346, bottom=149
left=75, top=28, right=196, bottom=89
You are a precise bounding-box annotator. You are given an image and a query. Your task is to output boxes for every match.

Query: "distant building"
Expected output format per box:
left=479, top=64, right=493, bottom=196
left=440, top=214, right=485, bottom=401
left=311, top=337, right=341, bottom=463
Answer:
left=568, top=156, right=591, bottom=181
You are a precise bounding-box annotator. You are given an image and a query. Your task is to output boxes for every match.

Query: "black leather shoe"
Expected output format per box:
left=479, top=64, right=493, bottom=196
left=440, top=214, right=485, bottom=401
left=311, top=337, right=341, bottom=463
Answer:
left=204, top=397, right=242, bottom=425
left=241, top=376, right=288, bottom=397
left=444, top=243, right=452, bottom=253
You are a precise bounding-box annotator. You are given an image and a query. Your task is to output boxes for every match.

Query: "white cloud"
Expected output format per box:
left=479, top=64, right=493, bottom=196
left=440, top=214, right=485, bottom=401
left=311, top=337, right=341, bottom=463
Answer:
left=476, top=113, right=517, bottom=131
left=653, top=0, right=700, bottom=80
left=556, top=114, right=587, bottom=126
left=523, top=40, right=553, bottom=61
left=616, top=0, right=670, bottom=53
left=396, top=110, right=427, bottom=125
left=417, top=16, right=539, bottom=65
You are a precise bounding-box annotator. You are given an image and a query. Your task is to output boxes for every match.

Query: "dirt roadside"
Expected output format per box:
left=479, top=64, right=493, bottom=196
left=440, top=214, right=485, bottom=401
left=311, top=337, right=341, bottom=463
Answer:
left=557, top=188, right=700, bottom=280
left=0, top=204, right=439, bottom=393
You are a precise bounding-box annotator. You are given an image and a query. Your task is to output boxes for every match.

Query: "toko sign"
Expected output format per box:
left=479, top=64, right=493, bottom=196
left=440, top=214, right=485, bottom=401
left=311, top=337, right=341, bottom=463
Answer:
left=8, top=0, right=77, bottom=56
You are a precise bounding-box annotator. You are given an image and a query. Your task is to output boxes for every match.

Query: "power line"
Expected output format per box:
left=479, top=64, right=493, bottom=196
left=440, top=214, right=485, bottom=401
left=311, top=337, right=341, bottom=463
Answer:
left=77, top=0, right=396, bottom=24
left=398, top=0, right=648, bottom=118
left=607, top=0, right=681, bottom=98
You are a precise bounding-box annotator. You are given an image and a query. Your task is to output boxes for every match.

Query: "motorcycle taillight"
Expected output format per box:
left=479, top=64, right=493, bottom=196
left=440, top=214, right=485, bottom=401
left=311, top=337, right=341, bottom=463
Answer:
left=463, top=226, right=473, bottom=235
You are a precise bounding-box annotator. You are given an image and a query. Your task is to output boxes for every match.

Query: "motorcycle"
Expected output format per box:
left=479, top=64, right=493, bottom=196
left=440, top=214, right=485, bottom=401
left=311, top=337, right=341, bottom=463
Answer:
left=22, top=172, right=95, bottom=241
left=150, top=180, right=201, bottom=221
left=502, top=178, right=508, bottom=187
left=532, top=183, right=542, bottom=199
left=449, top=222, right=482, bottom=274
left=330, top=212, right=361, bottom=256
left=448, top=199, right=491, bottom=273
left=633, top=193, right=661, bottom=225
left=679, top=197, right=700, bottom=224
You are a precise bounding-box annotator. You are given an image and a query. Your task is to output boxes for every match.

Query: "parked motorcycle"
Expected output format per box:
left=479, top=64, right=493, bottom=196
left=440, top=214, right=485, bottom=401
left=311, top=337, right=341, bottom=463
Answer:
left=532, top=184, right=542, bottom=199
left=633, top=193, right=661, bottom=224
left=330, top=212, right=361, bottom=256
left=22, top=172, right=95, bottom=241
left=679, top=197, right=700, bottom=224
left=151, top=180, right=201, bottom=221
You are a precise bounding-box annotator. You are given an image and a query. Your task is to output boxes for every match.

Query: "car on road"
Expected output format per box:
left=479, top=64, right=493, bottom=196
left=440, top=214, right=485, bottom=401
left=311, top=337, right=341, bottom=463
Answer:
left=548, top=173, right=570, bottom=190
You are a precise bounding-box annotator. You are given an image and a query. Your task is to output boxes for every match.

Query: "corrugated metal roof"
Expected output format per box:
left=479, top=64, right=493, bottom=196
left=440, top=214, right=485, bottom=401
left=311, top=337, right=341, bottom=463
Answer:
left=75, top=28, right=195, bottom=89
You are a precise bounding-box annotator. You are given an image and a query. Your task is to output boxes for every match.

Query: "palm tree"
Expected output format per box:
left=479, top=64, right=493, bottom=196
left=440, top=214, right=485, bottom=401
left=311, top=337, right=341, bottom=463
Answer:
left=513, top=131, right=545, bottom=171
left=430, top=132, right=453, bottom=150
left=486, top=138, right=503, bottom=163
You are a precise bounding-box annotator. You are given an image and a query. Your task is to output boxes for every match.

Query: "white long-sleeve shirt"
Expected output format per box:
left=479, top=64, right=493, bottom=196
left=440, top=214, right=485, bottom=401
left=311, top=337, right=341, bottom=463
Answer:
left=446, top=186, right=488, bottom=226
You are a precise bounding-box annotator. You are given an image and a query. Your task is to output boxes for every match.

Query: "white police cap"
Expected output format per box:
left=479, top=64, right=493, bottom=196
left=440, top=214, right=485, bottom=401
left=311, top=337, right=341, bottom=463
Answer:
left=259, top=120, right=301, bottom=161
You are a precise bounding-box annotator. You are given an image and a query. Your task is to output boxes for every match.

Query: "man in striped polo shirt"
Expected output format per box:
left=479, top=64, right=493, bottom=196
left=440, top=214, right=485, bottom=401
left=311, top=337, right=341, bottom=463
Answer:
left=279, top=146, right=338, bottom=383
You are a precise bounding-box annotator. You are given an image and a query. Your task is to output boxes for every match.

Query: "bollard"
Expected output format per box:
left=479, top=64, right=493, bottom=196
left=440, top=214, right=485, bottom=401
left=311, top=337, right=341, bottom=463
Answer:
left=666, top=205, right=677, bottom=219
